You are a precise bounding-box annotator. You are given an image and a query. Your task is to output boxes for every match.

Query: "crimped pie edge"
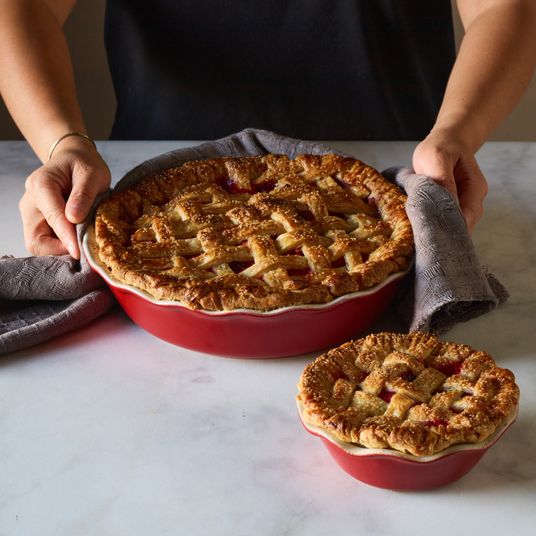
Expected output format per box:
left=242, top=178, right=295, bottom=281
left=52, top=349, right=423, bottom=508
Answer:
left=83, top=224, right=412, bottom=316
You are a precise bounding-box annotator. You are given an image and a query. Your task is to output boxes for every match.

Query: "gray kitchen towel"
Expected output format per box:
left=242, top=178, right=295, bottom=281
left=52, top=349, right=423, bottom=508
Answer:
left=0, top=254, right=114, bottom=355
left=382, top=167, right=508, bottom=333
left=0, top=128, right=507, bottom=355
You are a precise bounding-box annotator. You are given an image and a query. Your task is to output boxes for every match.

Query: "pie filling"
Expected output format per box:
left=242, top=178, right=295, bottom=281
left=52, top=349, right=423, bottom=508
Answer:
left=93, top=154, right=414, bottom=311
left=297, top=332, right=519, bottom=457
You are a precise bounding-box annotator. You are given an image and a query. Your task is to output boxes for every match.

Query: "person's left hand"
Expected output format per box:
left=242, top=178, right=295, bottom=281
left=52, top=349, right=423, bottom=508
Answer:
left=412, top=130, right=488, bottom=232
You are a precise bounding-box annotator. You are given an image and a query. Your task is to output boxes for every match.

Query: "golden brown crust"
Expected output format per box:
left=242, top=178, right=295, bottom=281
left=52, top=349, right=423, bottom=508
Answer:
left=297, top=332, right=520, bottom=456
left=93, top=154, right=414, bottom=311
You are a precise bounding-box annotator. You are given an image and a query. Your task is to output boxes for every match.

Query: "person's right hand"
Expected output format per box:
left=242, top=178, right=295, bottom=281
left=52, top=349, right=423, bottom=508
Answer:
left=19, top=137, right=111, bottom=259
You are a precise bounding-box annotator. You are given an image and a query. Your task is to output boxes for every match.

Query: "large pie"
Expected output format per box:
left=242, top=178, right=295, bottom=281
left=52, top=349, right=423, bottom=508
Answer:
left=93, top=153, right=413, bottom=311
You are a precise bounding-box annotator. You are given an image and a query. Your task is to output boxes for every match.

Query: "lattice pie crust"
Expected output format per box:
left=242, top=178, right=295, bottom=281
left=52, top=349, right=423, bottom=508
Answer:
left=93, top=154, right=413, bottom=311
left=298, top=332, right=519, bottom=456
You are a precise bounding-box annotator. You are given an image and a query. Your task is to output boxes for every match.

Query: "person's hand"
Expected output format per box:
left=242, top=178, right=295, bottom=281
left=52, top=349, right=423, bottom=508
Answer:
left=19, top=138, right=111, bottom=259
left=412, top=130, right=488, bottom=232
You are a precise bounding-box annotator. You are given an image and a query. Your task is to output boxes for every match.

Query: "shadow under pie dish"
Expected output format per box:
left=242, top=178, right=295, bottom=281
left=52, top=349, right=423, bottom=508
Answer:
left=84, top=153, right=413, bottom=357
left=297, top=332, right=520, bottom=490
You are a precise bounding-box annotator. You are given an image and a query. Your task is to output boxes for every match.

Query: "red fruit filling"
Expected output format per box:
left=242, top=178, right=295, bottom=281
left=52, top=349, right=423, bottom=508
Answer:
left=426, top=419, right=449, bottom=427
left=287, top=248, right=303, bottom=256
left=331, top=257, right=346, bottom=268
left=436, top=361, right=463, bottom=377
left=216, top=176, right=253, bottom=194
left=229, top=260, right=254, bottom=273
left=401, top=371, right=416, bottom=382
left=379, top=389, right=396, bottom=402
left=297, top=210, right=315, bottom=221
left=253, top=179, right=276, bottom=193
left=287, top=268, right=312, bottom=277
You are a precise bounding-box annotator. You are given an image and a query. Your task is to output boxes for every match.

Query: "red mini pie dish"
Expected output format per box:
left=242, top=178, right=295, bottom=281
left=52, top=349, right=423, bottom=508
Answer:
left=83, top=225, right=410, bottom=358
left=297, top=400, right=518, bottom=490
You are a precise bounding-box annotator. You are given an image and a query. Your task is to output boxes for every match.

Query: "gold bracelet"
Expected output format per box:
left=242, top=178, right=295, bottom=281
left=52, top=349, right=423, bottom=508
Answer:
left=48, top=131, right=97, bottom=160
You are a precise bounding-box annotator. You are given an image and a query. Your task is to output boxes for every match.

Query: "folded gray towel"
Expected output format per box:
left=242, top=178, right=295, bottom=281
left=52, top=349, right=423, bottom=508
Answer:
left=383, top=167, right=508, bottom=333
left=0, top=128, right=508, bottom=355
left=0, top=254, right=114, bottom=354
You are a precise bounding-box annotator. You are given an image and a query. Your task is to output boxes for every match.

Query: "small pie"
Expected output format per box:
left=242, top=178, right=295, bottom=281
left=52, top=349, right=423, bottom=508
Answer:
left=93, top=154, right=413, bottom=311
left=297, top=332, right=519, bottom=456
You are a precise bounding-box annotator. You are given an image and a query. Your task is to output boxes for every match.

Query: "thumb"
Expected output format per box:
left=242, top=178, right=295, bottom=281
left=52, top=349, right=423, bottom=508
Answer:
left=413, top=147, right=458, bottom=201
left=65, top=166, right=110, bottom=224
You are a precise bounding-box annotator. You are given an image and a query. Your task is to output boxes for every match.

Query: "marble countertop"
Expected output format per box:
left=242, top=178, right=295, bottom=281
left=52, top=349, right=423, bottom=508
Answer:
left=1, top=141, right=535, bottom=535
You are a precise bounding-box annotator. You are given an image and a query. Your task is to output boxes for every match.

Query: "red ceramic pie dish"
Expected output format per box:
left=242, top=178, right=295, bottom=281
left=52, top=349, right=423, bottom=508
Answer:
left=297, top=400, right=518, bottom=491
left=83, top=225, right=410, bottom=358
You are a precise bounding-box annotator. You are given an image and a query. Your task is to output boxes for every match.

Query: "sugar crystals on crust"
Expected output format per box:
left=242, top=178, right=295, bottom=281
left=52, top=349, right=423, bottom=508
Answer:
left=297, top=332, right=519, bottom=456
left=94, top=154, right=414, bottom=311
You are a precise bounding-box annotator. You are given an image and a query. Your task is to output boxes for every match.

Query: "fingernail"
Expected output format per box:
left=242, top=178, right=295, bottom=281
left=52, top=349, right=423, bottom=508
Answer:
left=67, top=242, right=78, bottom=259
left=66, top=207, right=84, bottom=225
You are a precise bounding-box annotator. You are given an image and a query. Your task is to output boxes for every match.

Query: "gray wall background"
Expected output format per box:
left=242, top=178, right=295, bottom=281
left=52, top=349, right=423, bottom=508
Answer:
left=1, top=1, right=535, bottom=141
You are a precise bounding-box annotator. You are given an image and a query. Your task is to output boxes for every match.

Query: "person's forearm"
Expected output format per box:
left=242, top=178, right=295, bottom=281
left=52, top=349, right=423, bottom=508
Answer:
left=432, top=0, right=536, bottom=151
left=0, top=0, right=87, bottom=162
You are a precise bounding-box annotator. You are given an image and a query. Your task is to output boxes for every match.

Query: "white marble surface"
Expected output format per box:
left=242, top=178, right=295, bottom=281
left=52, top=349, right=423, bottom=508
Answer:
left=1, top=141, right=535, bottom=535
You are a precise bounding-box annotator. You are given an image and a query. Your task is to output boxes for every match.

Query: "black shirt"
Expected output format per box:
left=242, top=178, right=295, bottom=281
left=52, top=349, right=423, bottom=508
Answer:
left=104, top=0, right=455, bottom=140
